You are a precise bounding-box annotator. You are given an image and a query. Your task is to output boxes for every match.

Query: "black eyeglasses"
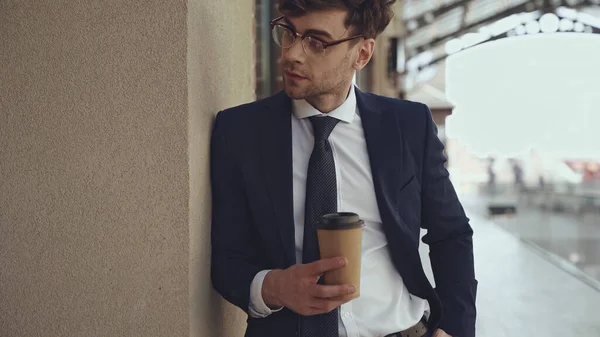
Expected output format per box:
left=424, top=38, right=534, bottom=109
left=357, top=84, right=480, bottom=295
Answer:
left=270, top=16, right=363, bottom=58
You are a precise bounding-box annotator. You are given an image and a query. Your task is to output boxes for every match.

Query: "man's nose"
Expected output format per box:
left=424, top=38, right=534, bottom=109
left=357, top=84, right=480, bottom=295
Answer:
left=282, top=38, right=305, bottom=64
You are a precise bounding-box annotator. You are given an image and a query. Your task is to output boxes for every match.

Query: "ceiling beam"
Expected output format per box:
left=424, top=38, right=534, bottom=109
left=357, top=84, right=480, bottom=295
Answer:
left=415, top=26, right=600, bottom=71
left=407, top=0, right=598, bottom=56
left=460, top=0, right=475, bottom=28
left=409, top=1, right=538, bottom=56
left=404, top=0, right=472, bottom=33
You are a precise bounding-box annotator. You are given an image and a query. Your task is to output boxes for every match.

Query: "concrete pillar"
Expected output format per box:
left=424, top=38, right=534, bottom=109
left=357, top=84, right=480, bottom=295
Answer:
left=188, top=1, right=254, bottom=337
left=1, top=1, right=253, bottom=336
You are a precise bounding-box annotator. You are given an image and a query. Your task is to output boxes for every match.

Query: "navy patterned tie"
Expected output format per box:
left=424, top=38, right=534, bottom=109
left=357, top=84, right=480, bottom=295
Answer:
left=301, top=116, right=340, bottom=337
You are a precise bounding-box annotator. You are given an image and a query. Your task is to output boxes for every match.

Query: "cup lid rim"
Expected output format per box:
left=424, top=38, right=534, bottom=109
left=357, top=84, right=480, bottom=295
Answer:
left=318, top=212, right=364, bottom=229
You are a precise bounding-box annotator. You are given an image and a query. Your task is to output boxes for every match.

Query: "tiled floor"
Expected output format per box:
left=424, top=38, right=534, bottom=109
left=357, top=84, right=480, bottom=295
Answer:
left=418, top=196, right=600, bottom=337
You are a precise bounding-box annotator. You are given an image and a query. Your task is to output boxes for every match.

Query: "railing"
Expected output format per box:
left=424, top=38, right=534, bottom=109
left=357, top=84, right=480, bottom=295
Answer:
left=521, top=183, right=600, bottom=215
left=477, top=181, right=600, bottom=216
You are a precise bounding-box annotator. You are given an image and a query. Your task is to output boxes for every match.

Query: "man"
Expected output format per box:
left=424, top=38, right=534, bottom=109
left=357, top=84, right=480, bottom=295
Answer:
left=210, top=1, right=477, bottom=337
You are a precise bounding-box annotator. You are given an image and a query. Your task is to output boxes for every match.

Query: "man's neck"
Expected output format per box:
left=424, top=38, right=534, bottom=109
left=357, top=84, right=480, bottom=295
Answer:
left=305, top=82, right=353, bottom=114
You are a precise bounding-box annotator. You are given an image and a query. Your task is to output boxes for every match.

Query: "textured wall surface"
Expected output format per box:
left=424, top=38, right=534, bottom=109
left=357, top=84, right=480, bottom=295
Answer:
left=0, top=1, right=189, bottom=336
left=187, top=1, right=255, bottom=336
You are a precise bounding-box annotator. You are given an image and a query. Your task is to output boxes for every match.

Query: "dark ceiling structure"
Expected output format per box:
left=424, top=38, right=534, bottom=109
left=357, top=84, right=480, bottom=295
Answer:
left=401, top=0, right=600, bottom=71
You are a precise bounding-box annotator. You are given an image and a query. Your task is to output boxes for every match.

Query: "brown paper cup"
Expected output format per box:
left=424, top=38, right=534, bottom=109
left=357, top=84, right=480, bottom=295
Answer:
left=317, top=212, right=364, bottom=302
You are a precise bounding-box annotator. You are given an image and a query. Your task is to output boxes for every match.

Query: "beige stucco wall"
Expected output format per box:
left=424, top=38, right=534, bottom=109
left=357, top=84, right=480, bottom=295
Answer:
left=188, top=1, right=254, bottom=337
left=1, top=0, right=253, bottom=336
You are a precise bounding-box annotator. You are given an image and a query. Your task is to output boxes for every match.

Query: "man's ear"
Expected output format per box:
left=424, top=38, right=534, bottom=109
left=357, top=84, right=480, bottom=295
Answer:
left=353, top=38, right=375, bottom=71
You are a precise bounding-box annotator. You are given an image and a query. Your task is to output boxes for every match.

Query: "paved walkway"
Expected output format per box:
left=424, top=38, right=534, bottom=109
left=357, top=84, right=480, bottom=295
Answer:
left=418, top=197, right=600, bottom=337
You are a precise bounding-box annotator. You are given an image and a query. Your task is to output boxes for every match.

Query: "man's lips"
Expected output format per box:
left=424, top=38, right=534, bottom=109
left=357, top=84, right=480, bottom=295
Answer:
left=284, top=70, right=307, bottom=80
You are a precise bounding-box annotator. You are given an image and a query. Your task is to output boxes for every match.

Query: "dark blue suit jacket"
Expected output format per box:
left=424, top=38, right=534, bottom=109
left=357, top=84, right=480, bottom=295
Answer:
left=210, top=88, right=477, bottom=337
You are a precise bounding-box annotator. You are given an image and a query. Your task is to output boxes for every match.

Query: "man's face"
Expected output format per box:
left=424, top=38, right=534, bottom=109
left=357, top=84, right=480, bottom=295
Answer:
left=279, top=9, right=360, bottom=100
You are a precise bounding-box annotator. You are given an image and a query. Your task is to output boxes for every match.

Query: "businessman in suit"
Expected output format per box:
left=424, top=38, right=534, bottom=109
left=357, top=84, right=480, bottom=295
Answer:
left=210, top=1, right=477, bottom=337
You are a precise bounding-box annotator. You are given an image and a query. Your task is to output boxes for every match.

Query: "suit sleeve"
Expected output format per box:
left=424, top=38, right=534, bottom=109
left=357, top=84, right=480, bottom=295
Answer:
left=210, top=111, right=265, bottom=314
left=418, top=104, right=478, bottom=337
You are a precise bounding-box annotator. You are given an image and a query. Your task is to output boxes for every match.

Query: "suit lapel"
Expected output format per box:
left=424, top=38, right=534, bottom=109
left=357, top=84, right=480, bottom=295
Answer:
left=259, top=92, right=296, bottom=267
left=357, top=89, right=403, bottom=215
left=358, top=90, right=435, bottom=303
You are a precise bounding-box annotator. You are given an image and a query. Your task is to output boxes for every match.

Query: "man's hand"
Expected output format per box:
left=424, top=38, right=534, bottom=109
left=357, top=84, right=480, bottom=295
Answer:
left=262, top=257, right=356, bottom=316
left=432, top=329, right=452, bottom=337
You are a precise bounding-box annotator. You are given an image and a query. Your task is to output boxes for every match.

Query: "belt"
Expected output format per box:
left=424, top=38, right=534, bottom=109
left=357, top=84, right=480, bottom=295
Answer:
left=384, top=316, right=429, bottom=337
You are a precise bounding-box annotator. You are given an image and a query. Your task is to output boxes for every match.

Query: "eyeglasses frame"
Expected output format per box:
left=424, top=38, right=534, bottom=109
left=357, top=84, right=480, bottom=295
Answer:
left=269, top=16, right=364, bottom=54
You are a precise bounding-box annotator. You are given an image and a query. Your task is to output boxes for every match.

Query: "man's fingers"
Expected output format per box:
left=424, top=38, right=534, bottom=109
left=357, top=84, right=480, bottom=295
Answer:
left=309, top=283, right=355, bottom=299
left=306, top=257, right=347, bottom=276
left=432, top=329, right=451, bottom=337
left=309, top=298, right=345, bottom=313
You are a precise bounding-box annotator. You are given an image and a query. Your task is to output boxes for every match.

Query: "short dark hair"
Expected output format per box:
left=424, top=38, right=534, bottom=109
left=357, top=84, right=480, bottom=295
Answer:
left=276, top=0, right=397, bottom=39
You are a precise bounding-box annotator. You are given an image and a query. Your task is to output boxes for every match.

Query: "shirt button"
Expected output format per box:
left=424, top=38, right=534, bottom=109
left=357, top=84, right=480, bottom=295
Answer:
left=343, top=312, right=350, bottom=318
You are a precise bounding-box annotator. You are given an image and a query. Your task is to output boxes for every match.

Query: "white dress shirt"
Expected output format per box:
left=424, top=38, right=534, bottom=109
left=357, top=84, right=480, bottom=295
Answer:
left=249, top=86, right=430, bottom=337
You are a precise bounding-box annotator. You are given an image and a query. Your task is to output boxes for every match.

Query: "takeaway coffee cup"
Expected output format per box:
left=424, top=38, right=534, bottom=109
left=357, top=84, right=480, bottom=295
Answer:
left=316, top=212, right=364, bottom=301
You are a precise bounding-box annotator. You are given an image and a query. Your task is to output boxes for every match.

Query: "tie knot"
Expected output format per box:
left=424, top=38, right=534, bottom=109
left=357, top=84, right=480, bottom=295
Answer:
left=309, top=116, right=340, bottom=142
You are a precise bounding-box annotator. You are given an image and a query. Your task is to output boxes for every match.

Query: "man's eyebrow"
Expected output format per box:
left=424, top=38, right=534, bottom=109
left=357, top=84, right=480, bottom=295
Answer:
left=304, top=29, right=333, bottom=40
left=283, top=19, right=333, bottom=40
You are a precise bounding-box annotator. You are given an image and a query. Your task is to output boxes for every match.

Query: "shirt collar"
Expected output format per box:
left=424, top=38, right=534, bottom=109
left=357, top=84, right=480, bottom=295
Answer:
left=292, top=85, right=357, bottom=124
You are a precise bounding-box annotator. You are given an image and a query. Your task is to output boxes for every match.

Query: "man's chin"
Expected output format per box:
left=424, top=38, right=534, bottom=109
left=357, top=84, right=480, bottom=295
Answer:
left=283, top=86, right=307, bottom=100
